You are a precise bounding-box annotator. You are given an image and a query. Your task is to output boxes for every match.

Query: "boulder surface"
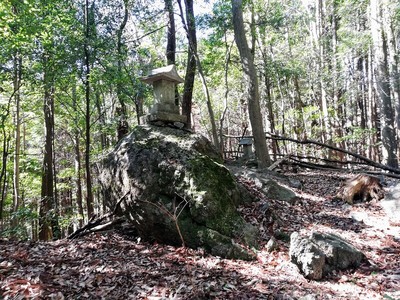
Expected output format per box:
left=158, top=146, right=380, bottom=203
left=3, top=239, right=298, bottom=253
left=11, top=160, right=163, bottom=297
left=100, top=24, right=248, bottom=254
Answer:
left=290, top=231, right=366, bottom=280
left=100, top=125, right=257, bottom=260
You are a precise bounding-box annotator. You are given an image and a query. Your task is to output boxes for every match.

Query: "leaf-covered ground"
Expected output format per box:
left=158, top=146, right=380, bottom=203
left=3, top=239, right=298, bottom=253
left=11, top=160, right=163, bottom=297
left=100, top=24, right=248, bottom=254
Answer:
left=1, top=169, right=400, bottom=299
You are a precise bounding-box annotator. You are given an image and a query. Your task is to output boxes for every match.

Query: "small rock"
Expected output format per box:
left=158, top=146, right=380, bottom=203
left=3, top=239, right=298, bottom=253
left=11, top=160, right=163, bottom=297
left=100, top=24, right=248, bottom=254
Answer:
left=289, top=231, right=365, bottom=280
left=265, top=237, right=278, bottom=252
left=288, top=178, right=302, bottom=189
left=173, top=121, right=185, bottom=129
left=289, top=232, right=326, bottom=280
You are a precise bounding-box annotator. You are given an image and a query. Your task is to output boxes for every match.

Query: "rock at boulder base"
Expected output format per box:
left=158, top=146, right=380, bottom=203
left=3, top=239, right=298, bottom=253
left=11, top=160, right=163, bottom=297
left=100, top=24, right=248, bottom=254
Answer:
left=228, top=166, right=297, bottom=204
left=100, top=125, right=258, bottom=260
left=289, top=232, right=326, bottom=280
left=290, top=231, right=365, bottom=280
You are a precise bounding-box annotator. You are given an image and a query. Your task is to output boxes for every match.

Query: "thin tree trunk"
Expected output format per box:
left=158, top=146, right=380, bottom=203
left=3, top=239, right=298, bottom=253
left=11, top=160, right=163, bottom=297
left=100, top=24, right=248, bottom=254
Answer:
left=12, top=54, right=22, bottom=228
left=0, top=133, right=10, bottom=230
left=51, top=118, right=60, bottom=239
left=116, top=0, right=129, bottom=140
left=317, top=0, right=330, bottom=146
left=231, top=0, right=271, bottom=168
left=72, top=83, right=84, bottom=227
left=219, top=37, right=233, bottom=155
left=1, top=92, right=15, bottom=229
left=177, top=0, right=220, bottom=150
left=39, top=55, right=55, bottom=241
left=84, top=0, right=94, bottom=218
left=164, top=0, right=179, bottom=105
left=165, top=0, right=176, bottom=65
left=370, top=0, right=398, bottom=168
left=179, top=0, right=196, bottom=130
left=367, top=48, right=380, bottom=162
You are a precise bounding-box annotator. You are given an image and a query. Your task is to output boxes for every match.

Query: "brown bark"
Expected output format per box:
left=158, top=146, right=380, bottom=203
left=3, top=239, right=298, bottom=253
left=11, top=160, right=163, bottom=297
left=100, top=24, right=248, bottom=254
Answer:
left=219, top=37, right=233, bottom=155
left=84, top=0, right=94, bottom=218
left=165, top=0, right=176, bottom=65
left=177, top=0, right=220, bottom=149
left=71, top=82, right=85, bottom=227
left=39, top=56, right=55, bottom=241
left=231, top=0, right=271, bottom=168
left=179, top=0, right=196, bottom=129
left=116, top=0, right=129, bottom=140
left=0, top=94, right=13, bottom=228
left=164, top=0, right=179, bottom=106
left=370, top=0, right=398, bottom=168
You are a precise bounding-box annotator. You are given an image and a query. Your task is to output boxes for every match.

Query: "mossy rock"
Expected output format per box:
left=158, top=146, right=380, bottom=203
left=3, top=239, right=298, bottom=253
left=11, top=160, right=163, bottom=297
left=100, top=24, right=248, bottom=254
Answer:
left=100, top=125, right=258, bottom=260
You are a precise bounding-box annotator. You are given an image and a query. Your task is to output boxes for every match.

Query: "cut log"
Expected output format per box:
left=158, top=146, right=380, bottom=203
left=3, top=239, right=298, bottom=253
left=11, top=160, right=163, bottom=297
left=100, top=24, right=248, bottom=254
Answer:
left=336, top=174, right=385, bottom=204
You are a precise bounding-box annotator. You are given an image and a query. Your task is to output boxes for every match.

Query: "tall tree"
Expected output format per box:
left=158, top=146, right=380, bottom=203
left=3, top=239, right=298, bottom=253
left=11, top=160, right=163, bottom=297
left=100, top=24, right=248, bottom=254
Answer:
left=84, top=0, right=94, bottom=218
left=180, top=0, right=197, bottom=129
left=12, top=52, right=22, bottom=227
left=165, top=0, right=180, bottom=106
left=0, top=95, right=12, bottom=228
left=165, top=0, right=176, bottom=65
left=116, top=0, right=129, bottom=140
left=370, top=0, right=398, bottom=167
left=10, top=2, right=23, bottom=230
left=39, top=54, right=55, bottom=241
left=177, top=0, right=220, bottom=149
left=231, top=0, right=271, bottom=168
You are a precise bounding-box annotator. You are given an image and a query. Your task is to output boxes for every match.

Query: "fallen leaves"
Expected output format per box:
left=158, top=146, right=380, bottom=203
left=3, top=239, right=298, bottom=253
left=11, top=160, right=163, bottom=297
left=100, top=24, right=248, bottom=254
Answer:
left=1, top=169, right=399, bottom=299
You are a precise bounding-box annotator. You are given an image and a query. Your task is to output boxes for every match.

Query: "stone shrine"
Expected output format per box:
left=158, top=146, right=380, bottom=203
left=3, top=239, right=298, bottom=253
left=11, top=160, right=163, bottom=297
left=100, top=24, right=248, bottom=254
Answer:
left=140, top=65, right=187, bottom=125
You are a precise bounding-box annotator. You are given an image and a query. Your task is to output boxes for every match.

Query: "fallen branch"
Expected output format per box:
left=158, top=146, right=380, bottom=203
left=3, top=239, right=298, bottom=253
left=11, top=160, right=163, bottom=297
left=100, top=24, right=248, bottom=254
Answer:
left=68, top=192, right=129, bottom=239
left=266, top=133, right=400, bottom=174
left=274, top=153, right=371, bottom=167
left=285, top=157, right=342, bottom=171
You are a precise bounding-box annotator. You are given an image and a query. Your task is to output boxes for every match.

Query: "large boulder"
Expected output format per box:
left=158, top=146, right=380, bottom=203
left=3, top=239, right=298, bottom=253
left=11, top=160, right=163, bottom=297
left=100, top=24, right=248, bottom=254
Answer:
left=290, top=231, right=366, bottom=280
left=100, top=125, right=258, bottom=260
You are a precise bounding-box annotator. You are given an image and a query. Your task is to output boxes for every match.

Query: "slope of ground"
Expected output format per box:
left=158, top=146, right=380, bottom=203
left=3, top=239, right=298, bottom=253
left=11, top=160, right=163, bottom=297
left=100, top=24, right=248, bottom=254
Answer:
left=1, top=169, right=399, bottom=299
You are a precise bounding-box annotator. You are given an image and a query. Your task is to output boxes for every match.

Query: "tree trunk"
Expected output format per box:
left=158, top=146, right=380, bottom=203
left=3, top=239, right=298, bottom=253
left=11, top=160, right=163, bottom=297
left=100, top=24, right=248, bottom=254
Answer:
left=180, top=0, right=197, bottom=130
left=370, top=0, right=398, bottom=168
left=12, top=54, right=22, bottom=228
left=231, top=0, right=271, bottom=168
left=219, top=36, right=232, bottom=156
left=0, top=98, right=11, bottom=228
left=367, top=48, right=380, bottom=162
left=177, top=0, right=220, bottom=149
left=316, top=0, right=331, bottom=146
left=164, top=0, right=179, bottom=106
left=39, top=55, right=55, bottom=241
left=72, top=83, right=85, bottom=227
left=165, top=0, right=176, bottom=65
left=116, top=0, right=129, bottom=141
left=84, top=0, right=94, bottom=218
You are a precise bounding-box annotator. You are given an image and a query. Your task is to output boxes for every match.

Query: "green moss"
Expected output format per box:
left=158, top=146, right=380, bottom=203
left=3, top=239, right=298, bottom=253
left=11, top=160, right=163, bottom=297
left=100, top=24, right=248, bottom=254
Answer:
left=186, top=156, right=244, bottom=237
left=108, top=124, right=258, bottom=259
left=178, top=217, right=255, bottom=260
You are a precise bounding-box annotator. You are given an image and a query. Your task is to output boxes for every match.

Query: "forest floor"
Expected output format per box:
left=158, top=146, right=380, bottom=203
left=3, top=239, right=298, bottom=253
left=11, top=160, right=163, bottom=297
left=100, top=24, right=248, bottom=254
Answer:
left=1, top=168, right=400, bottom=299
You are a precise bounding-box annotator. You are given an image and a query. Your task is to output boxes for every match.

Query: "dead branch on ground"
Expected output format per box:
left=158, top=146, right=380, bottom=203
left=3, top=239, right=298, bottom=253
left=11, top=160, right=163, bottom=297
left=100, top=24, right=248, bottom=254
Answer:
left=266, top=133, right=400, bottom=174
left=68, top=192, right=129, bottom=239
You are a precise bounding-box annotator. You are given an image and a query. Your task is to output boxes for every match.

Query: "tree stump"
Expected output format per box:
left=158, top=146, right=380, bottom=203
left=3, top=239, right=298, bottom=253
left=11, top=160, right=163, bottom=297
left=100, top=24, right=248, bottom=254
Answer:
left=336, top=174, right=385, bottom=204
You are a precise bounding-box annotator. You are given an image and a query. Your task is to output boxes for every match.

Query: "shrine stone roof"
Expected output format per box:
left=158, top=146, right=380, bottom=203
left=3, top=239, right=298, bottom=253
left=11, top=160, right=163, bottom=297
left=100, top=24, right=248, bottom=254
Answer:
left=140, top=65, right=184, bottom=84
